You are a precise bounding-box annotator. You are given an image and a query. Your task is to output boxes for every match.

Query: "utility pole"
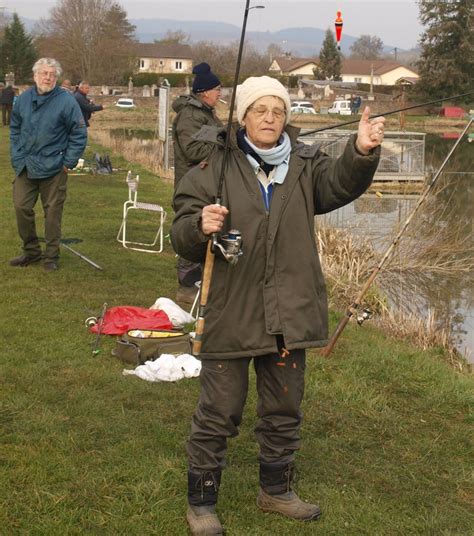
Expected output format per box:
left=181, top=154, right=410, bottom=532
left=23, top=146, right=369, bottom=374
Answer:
left=368, top=62, right=374, bottom=100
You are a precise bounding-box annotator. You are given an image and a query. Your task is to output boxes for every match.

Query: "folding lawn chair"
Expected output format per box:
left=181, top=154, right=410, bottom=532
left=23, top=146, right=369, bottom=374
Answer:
left=189, top=281, right=201, bottom=319
left=117, top=171, right=167, bottom=253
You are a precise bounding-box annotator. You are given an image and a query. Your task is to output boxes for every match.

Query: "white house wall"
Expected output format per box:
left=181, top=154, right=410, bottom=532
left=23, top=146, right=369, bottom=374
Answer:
left=342, top=66, right=418, bottom=85
left=289, top=64, right=318, bottom=76
left=138, top=57, right=192, bottom=74
left=379, top=66, right=419, bottom=85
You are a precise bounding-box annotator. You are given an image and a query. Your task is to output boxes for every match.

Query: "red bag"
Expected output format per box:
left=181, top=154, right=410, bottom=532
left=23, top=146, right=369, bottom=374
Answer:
left=89, top=306, right=173, bottom=335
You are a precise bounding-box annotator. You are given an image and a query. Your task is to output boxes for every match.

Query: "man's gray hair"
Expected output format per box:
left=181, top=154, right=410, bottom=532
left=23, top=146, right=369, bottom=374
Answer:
left=32, top=58, right=63, bottom=77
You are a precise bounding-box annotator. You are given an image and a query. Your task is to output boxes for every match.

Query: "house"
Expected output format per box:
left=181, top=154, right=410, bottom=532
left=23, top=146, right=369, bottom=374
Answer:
left=269, top=55, right=319, bottom=77
left=340, top=60, right=419, bottom=85
left=135, top=43, right=193, bottom=74
left=268, top=56, right=419, bottom=87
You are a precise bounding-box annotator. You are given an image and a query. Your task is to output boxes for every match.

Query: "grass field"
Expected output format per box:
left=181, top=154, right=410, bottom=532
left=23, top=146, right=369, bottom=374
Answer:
left=0, top=126, right=472, bottom=535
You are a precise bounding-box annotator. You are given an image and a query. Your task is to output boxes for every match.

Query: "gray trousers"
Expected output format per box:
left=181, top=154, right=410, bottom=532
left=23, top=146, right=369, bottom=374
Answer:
left=187, top=350, right=306, bottom=472
left=177, top=256, right=201, bottom=287
left=13, top=169, right=68, bottom=261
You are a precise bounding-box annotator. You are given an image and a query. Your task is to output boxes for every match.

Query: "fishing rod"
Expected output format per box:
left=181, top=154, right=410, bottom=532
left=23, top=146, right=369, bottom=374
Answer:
left=193, top=0, right=262, bottom=355
left=300, top=91, right=474, bottom=136
left=321, top=117, right=473, bottom=357
left=39, top=237, right=103, bottom=270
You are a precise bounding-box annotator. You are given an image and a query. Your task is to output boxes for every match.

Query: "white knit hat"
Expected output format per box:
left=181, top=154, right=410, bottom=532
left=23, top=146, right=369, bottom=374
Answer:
left=236, top=76, right=292, bottom=126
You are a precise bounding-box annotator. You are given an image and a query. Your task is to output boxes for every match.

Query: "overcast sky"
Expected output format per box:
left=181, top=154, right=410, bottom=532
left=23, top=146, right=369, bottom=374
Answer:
left=5, top=0, right=424, bottom=49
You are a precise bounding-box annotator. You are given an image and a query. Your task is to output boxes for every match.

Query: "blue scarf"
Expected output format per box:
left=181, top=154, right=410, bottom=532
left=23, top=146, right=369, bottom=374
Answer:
left=243, top=131, right=292, bottom=184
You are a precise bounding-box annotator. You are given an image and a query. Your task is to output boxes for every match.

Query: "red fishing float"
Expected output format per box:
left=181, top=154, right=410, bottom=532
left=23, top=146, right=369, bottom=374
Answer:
left=335, top=10, right=343, bottom=50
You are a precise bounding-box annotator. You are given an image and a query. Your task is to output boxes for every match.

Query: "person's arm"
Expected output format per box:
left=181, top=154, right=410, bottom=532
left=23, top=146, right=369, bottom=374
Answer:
left=311, top=107, right=384, bottom=214
left=354, top=106, right=385, bottom=155
left=9, top=97, right=24, bottom=171
left=63, top=100, right=88, bottom=169
left=175, top=108, right=216, bottom=164
left=171, top=165, right=220, bottom=263
left=75, top=93, right=103, bottom=114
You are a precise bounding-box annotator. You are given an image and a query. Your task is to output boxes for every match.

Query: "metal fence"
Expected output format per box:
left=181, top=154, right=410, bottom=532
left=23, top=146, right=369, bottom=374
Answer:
left=299, top=130, right=426, bottom=181
left=160, top=129, right=425, bottom=183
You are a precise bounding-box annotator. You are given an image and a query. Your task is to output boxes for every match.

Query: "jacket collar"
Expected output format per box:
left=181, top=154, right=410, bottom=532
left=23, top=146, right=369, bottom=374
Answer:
left=172, top=93, right=215, bottom=113
left=32, top=85, right=60, bottom=107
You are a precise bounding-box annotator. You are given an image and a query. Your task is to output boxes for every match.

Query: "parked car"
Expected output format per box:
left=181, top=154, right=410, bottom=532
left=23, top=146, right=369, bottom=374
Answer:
left=291, top=106, right=317, bottom=115
left=328, top=100, right=352, bottom=115
left=291, top=100, right=315, bottom=110
left=115, top=98, right=135, bottom=109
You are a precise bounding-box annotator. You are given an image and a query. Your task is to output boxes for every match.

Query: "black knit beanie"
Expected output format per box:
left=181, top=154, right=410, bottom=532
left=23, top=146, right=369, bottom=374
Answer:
left=192, top=62, right=221, bottom=93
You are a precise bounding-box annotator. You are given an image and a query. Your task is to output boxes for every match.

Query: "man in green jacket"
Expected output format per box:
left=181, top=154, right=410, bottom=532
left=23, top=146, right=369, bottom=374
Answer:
left=9, top=58, right=87, bottom=272
left=172, top=62, right=223, bottom=305
left=171, top=76, right=386, bottom=535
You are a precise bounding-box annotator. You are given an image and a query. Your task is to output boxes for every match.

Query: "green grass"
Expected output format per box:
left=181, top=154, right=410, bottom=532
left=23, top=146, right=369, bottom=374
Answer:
left=1, top=127, right=473, bottom=535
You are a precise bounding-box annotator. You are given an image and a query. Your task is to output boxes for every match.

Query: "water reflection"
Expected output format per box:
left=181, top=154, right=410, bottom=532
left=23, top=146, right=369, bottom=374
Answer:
left=111, top=128, right=155, bottom=141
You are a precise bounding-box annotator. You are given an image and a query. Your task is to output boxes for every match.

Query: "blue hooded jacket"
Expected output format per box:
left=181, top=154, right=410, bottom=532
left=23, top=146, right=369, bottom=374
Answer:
left=10, top=85, right=87, bottom=179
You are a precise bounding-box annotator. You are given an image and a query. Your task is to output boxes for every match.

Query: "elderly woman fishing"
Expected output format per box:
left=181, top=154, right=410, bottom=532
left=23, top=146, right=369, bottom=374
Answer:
left=171, top=75, right=385, bottom=535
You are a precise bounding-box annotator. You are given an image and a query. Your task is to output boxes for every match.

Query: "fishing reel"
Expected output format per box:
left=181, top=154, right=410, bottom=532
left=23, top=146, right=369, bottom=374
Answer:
left=212, top=229, right=243, bottom=266
left=85, top=316, right=98, bottom=328
left=356, top=308, right=373, bottom=326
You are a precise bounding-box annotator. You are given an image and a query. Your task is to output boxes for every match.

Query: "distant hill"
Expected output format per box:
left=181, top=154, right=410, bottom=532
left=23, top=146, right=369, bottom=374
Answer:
left=131, top=18, right=404, bottom=57
left=22, top=16, right=416, bottom=60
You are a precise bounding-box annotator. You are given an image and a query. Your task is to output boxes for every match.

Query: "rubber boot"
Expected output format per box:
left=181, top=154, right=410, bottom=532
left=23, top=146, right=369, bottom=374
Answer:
left=187, top=470, right=223, bottom=535
left=257, top=462, right=321, bottom=521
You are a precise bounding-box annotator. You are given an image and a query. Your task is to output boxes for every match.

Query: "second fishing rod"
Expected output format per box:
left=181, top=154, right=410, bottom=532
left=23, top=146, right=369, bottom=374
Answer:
left=300, top=91, right=474, bottom=137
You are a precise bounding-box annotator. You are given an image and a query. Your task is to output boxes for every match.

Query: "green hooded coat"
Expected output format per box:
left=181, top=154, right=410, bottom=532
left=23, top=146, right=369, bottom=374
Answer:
left=171, top=125, right=380, bottom=359
left=172, top=94, right=222, bottom=188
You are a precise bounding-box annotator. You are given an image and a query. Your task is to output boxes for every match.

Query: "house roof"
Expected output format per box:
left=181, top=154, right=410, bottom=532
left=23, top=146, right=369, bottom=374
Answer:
left=396, top=76, right=419, bottom=85
left=271, top=56, right=319, bottom=73
left=341, top=59, right=418, bottom=76
left=135, top=43, right=192, bottom=60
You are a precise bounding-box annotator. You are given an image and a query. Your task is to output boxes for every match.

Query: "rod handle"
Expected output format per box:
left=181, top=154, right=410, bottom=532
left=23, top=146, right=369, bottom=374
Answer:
left=192, top=241, right=216, bottom=356
left=321, top=313, right=351, bottom=357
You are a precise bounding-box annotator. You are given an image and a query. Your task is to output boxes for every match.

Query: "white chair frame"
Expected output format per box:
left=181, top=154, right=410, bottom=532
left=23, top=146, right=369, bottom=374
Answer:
left=117, top=173, right=166, bottom=253
left=189, top=281, right=201, bottom=319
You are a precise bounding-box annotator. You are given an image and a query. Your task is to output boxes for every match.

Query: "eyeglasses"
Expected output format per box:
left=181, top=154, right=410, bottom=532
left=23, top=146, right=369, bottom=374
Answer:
left=248, top=105, right=286, bottom=121
left=37, top=70, right=57, bottom=79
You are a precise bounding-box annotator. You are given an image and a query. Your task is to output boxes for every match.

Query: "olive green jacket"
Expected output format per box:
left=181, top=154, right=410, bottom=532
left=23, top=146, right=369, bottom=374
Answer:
left=171, top=94, right=222, bottom=189
left=171, top=125, right=380, bottom=359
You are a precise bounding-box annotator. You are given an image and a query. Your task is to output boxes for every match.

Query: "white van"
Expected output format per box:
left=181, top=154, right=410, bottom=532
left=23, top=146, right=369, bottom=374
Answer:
left=328, top=100, right=352, bottom=115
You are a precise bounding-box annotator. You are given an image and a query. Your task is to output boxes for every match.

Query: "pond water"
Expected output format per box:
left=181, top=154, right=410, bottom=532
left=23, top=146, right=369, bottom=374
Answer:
left=317, top=134, right=473, bottom=361
left=111, top=128, right=473, bottom=360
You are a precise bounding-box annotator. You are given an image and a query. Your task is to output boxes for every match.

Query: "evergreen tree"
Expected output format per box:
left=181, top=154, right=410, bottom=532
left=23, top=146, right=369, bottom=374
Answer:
left=416, top=0, right=473, bottom=101
left=318, top=28, right=342, bottom=80
left=0, top=13, right=37, bottom=83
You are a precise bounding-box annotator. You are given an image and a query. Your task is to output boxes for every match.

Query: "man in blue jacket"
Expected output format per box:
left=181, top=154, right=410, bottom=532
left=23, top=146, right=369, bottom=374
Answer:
left=9, top=57, right=87, bottom=271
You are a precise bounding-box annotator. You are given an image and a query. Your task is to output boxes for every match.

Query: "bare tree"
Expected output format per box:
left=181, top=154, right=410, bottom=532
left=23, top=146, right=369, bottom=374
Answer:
left=36, top=0, right=136, bottom=84
left=155, top=30, right=190, bottom=46
left=267, top=43, right=284, bottom=62
left=191, top=40, right=270, bottom=77
left=350, top=35, right=384, bottom=60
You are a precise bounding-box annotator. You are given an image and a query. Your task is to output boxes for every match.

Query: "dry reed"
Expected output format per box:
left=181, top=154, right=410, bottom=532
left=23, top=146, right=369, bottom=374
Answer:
left=316, top=219, right=470, bottom=364
left=89, top=129, right=174, bottom=181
